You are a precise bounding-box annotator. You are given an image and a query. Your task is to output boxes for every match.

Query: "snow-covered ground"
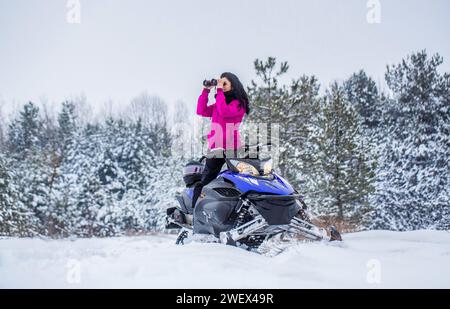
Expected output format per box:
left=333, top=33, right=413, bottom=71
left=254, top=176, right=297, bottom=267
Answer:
left=0, top=230, right=449, bottom=288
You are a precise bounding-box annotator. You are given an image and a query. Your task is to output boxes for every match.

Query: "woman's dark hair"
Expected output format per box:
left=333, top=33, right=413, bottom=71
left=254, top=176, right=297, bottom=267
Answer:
left=220, top=72, right=250, bottom=115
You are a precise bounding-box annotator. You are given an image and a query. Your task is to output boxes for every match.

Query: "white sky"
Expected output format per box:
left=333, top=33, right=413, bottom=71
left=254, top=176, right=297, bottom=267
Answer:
left=0, top=0, right=449, bottom=117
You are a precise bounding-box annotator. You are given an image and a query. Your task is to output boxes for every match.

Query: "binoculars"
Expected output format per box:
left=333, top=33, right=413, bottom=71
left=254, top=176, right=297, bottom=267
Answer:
left=203, top=79, right=218, bottom=87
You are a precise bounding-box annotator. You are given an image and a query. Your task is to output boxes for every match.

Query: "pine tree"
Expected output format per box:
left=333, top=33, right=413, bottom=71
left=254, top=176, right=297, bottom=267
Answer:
left=247, top=57, right=322, bottom=191
left=343, top=70, right=381, bottom=130
left=7, top=102, right=44, bottom=159
left=342, top=70, right=382, bottom=226
left=10, top=148, right=52, bottom=235
left=314, top=83, right=376, bottom=221
left=0, top=105, right=5, bottom=151
left=282, top=75, right=323, bottom=196
left=371, top=51, right=449, bottom=230
left=0, top=154, right=26, bottom=235
left=58, top=101, right=77, bottom=157
left=247, top=57, right=288, bottom=158
left=41, top=101, right=80, bottom=236
left=63, top=126, right=104, bottom=236
left=5, top=102, right=55, bottom=235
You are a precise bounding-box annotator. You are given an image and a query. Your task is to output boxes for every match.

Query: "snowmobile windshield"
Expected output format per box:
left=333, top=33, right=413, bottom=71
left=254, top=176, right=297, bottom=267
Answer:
left=228, top=157, right=273, bottom=176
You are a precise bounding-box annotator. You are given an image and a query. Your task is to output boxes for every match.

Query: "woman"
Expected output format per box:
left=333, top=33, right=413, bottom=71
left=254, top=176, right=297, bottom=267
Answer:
left=192, top=72, right=250, bottom=208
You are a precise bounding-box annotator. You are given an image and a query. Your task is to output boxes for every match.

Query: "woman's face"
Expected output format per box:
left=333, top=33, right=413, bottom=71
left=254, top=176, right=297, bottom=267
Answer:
left=222, top=77, right=232, bottom=92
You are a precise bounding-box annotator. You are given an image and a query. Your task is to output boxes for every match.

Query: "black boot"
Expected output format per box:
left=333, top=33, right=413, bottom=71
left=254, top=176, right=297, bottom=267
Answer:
left=191, top=182, right=203, bottom=208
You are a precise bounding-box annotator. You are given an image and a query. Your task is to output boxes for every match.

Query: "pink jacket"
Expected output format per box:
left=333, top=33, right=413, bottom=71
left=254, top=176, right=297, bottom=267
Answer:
left=196, top=88, right=246, bottom=150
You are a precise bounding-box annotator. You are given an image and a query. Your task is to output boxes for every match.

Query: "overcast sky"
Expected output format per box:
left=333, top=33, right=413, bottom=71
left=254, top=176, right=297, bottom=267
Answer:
left=0, top=0, right=449, bottom=116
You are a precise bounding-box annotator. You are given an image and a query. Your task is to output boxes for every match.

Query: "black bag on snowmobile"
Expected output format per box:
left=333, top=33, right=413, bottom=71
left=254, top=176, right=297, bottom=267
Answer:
left=183, top=160, right=204, bottom=187
left=166, top=160, right=204, bottom=229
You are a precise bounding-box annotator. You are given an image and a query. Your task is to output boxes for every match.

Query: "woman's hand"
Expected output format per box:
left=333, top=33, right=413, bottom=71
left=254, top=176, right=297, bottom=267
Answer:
left=217, top=78, right=224, bottom=89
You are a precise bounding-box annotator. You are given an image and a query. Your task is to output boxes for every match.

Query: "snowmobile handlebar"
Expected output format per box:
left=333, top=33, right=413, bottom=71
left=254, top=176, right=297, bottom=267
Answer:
left=199, top=143, right=272, bottom=162
left=244, top=142, right=272, bottom=151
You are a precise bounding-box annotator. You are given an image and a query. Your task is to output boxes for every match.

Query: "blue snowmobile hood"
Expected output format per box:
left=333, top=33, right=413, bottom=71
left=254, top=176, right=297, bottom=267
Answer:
left=220, top=171, right=295, bottom=195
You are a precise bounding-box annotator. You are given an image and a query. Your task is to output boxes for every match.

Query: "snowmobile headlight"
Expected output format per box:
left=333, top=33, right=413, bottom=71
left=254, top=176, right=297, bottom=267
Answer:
left=263, top=159, right=273, bottom=175
left=230, top=160, right=259, bottom=176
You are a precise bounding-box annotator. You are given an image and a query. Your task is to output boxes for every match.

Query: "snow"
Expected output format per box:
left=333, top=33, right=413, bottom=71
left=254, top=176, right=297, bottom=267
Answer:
left=0, top=230, right=449, bottom=288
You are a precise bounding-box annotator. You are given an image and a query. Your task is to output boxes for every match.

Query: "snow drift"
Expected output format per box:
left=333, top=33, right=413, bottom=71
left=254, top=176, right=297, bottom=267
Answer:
left=0, top=230, right=449, bottom=288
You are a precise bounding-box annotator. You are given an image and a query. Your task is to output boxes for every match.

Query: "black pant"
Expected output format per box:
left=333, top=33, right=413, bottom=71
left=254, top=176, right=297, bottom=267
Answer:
left=191, top=157, right=226, bottom=208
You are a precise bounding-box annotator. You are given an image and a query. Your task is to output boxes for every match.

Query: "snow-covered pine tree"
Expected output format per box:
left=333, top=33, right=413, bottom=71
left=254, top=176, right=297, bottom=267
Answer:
left=343, top=70, right=381, bottom=130
left=247, top=57, right=288, bottom=121
left=6, top=102, right=57, bottom=235
left=7, top=102, right=44, bottom=158
left=117, top=118, right=168, bottom=233
left=0, top=153, right=27, bottom=236
left=94, top=118, right=127, bottom=236
left=0, top=153, right=12, bottom=235
left=342, top=70, right=381, bottom=227
left=43, top=101, right=80, bottom=237
left=0, top=105, right=5, bottom=151
left=282, top=75, right=323, bottom=201
left=14, top=149, right=54, bottom=235
left=247, top=58, right=322, bottom=192
left=57, top=101, right=77, bottom=157
left=124, top=97, right=175, bottom=231
left=247, top=58, right=288, bottom=162
left=57, top=120, right=103, bottom=237
left=314, top=83, right=376, bottom=223
left=370, top=50, right=449, bottom=230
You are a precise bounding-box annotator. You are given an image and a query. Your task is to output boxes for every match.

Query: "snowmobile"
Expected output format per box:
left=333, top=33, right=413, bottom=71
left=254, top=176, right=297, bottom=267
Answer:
left=165, top=145, right=342, bottom=252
